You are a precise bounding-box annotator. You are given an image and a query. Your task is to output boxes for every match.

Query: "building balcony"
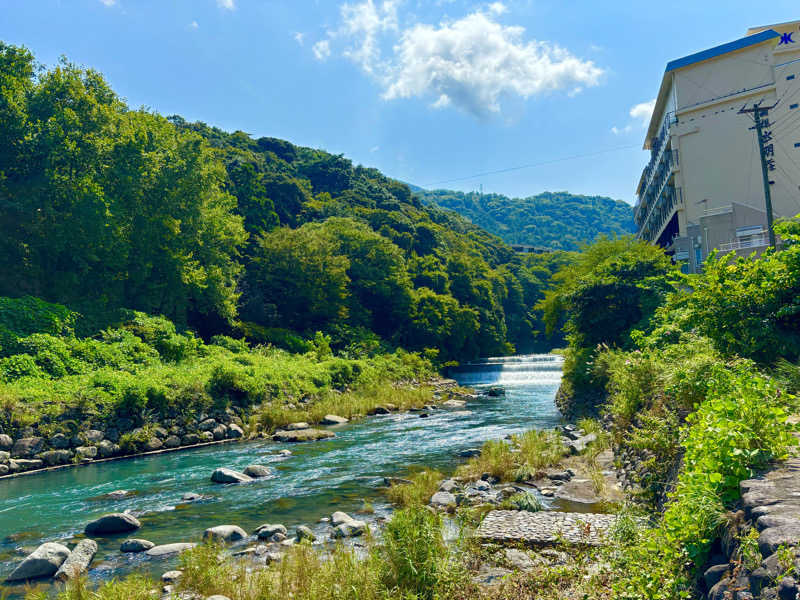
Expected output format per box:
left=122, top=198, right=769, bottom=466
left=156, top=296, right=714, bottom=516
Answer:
left=718, top=235, right=769, bottom=252
left=638, top=185, right=683, bottom=245
left=635, top=148, right=680, bottom=229
left=635, top=111, right=679, bottom=220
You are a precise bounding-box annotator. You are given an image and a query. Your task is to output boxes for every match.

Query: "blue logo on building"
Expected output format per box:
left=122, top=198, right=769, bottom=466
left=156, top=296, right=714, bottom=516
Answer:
left=779, top=32, right=795, bottom=45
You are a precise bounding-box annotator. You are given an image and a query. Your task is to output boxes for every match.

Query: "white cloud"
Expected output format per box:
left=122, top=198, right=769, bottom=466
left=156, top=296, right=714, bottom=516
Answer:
left=294, top=32, right=305, bottom=45
left=189, top=20, right=199, bottom=30
left=315, top=3, right=604, bottom=117
left=100, top=0, right=116, bottom=6
left=370, top=145, right=380, bottom=152
left=217, top=0, right=235, bottom=10
left=313, top=39, right=332, bottom=61
left=630, top=99, right=656, bottom=125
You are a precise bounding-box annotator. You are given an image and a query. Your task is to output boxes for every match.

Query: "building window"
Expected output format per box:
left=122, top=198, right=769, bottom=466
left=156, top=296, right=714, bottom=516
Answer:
left=788, top=75, right=796, bottom=80
left=792, top=103, right=799, bottom=110
left=795, top=142, right=800, bottom=148
left=695, top=248, right=703, bottom=265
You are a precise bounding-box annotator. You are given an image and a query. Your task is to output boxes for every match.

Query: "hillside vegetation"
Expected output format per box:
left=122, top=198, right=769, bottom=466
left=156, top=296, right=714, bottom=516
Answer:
left=417, top=189, right=636, bottom=250
left=0, top=41, right=568, bottom=362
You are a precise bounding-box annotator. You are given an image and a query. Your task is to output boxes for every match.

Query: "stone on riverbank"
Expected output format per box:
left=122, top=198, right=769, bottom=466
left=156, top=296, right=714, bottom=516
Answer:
left=97, top=440, right=120, bottom=458
left=243, top=464, right=271, bottom=478
left=0, top=434, right=12, bottom=451
left=475, top=510, right=618, bottom=546
left=9, top=458, right=43, bottom=472
left=272, top=429, right=335, bottom=443
left=203, top=525, right=247, bottom=543
left=430, top=491, right=457, bottom=508
left=228, top=424, right=244, bottom=438
left=296, top=526, right=315, bottom=541
left=161, top=570, right=182, bottom=583
left=255, top=524, right=287, bottom=540
left=75, top=446, right=98, bottom=461
left=38, top=449, right=73, bottom=466
left=145, top=543, right=197, bottom=557
left=84, top=513, right=141, bottom=535
left=285, top=422, right=310, bottom=431
left=210, top=468, right=253, bottom=484
left=441, top=399, right=466, bottom=408
left=321, top=415, right=348, bottom=425
left=368, top=406, right=391, bottom=415
left=5, top=542, right=70, bottom=582
left=54, top=539, right=97, bottom=582
left=121, top=538, right=155, bottom=553
left=330, top=512, right=367, bottom=539
left=12, top=437, right=44, bottom=458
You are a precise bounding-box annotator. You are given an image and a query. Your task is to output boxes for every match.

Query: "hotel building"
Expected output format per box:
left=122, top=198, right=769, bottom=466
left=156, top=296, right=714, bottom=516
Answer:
left=635, top=21, right=800, bottom=272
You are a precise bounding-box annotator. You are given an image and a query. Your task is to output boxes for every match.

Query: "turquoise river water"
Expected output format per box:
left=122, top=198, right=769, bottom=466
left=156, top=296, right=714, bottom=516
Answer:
left=0, top=354, right=562, bottom=596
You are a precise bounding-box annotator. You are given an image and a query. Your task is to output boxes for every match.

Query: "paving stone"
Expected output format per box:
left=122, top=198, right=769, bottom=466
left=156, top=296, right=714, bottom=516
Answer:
left=474, top=510, right=618, bottom=546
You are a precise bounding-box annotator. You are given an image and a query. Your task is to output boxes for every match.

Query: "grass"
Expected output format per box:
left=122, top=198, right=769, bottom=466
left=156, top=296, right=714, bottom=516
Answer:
left=385, top=468, right=444, bottom=507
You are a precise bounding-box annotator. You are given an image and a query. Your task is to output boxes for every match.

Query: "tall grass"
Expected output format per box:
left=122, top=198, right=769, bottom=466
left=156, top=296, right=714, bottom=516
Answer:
left=385, top=468, right=444, bottom=507
left=456, top=428, right=567, bottom=481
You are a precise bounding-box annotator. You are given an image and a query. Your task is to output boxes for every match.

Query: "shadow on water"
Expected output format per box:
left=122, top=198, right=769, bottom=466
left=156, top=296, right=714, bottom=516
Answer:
left=0, top=354, right=562, bottom=597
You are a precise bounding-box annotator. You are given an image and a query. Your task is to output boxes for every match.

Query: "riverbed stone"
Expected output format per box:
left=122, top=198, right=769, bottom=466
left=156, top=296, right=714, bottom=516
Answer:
left=85, top=430, right=105, bottom=443
left=145, top=543, right=197, bottom=557
left=332, top=520, right=366, bottom=538
left=121, top=538, right=155, bottom=553
left=458, top=448, right=481, bottom=458
left=206, top=596, right=232, bottom=600
left=161, top=570, right=182, bottom=583
left=38, top=449, right=73, bottom=466
left=442, top=399, right=466, bottom=408
left=152, top=426, right=168, bottom=439
left=227, top=424, right=244, bottom=438
left=759, top=525, right=800, bottom=556
left=272, top=429, right=335, bottom=443
left=0, top=450, right=8, bottom=462
left=0, top=434, right=12, bottom=451
left=75, top=446, right=98, bottom=461
left=475, top=510, right=618, bottom=546
left=199, top=431, right=214, bottom=442
left=85, top=512, right=141, bottom=535
left=50, top=433, right=70, bottom=449
left=504, top=548, right=536, bottom=571
left=182, top=433, right=201, bottom=445
left=0, top=464, right=8, bottom=475
left=142, top=437, right=162, bottom=452
left=285, top=422, right=310, bottom=431
left=5, top=542, right=70, bottom=582
left=199, top=418, right=217, bottom=431
left=211, top=467, right=253, bottom=484
left=430, top=491, right=457, bottom=508
left=211, top=424, right=228, bottom=441
left=97, top=440, right=120, bottom=458
left=296, top=526, right=315, bottom=541
left=12, top=437, right=44, bottom=458
left=321, top=415, right=348, bottom=425
left=255, top=524, right=287, bottom=540
left=203, top=525, right=247, bottom=543
left=9, top=458, right=43, bottom=472
left=163, top=435, right=181, bottom=449
left=54, top=539, right=97, bottom=582
left=368, top=406, right=391, bottom=415
left=243, top=464, right=271, bottom=478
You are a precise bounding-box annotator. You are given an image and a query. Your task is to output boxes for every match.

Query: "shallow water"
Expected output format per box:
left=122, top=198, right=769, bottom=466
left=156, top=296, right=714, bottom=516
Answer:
left=0, top=354, right=562, bottom=595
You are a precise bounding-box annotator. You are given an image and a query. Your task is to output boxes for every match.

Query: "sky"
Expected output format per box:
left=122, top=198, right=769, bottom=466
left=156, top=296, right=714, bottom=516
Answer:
left=2, top=1, right=799, bottom=204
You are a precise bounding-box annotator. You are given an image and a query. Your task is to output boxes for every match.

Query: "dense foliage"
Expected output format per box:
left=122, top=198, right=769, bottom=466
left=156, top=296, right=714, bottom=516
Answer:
left=0, top=41, right=571, bottom=361
left=416, top=189, right=636, bottom=251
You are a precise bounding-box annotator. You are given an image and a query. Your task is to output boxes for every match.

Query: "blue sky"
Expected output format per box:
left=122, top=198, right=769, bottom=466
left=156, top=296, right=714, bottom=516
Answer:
left=2, top=1, right=799, bottom=203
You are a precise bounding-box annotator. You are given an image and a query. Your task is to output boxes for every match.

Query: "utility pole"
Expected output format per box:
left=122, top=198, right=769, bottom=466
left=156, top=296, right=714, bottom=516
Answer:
left=739, top=101, right=778, bottom=248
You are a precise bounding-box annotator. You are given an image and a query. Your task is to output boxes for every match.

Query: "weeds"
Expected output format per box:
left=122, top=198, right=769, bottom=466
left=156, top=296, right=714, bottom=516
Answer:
left=385, top=468, right=444, bottom=508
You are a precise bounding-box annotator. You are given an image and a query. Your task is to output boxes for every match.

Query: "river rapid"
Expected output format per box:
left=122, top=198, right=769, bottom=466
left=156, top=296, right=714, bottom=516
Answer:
left=0, top=354, right=562, bottom=596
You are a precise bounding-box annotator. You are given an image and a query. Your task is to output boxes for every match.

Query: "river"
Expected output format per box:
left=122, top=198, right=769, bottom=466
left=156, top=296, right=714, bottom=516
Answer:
left=0, top=354, right=562, bottom=596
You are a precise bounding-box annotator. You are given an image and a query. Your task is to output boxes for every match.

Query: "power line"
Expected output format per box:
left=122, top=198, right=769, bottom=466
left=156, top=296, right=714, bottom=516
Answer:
left=421, top=144, right=641, bottom=187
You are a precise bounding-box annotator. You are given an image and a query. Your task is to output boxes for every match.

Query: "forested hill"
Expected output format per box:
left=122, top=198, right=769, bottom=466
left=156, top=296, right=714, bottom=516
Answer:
left=0, top=42, right=568, bottom=362
left=416, top=189, right=636, bottom=251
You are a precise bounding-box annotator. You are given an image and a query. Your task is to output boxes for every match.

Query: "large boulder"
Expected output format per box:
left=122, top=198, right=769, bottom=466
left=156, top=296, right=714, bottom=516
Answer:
left=0, top=451, right=9, bottom=462
left=198, top=418, right=217, bottom=431
left=97, top=440, right=120, bottom=458
left=75, top=446, right=97, bottom=461
left=759, top=524, right=800, bottom=556
left=272, top=429, right=335, bottom=443
left=50, top=433, right=70, bottom=449
left=210, top=468, right=253, bottom=484
left=142, top=437, right=163, bottom=452
left=430, top=491, right=456, bottom=508
left=9, top=458, right=43, bottom=472
left=203, top=525, right=247, bottom=543
left=163, top=435, right=181, bottom=449
left=211, top=424, right=228, bottom=441
left=296, top=525, right=315, bottom=541
left=38, top=449, right=73, bottom=466
left=11, top=437, right=44, bottom=458
left=54, top=539, right=97, bottom=582
left=243, top=464, right=271, bottom=478
left=321, top=415, right=348, bottom=426
left=145, top=542, right=197, bottom=557
left=330, top=514, right=366, bottom=539
left=5, top=542, right=70, bottom=581
left=120, top=538, right=155, bottom=553
left=0, top=434, right=12, bottom=451
left=84, top=430, right=105, bottom=443
left=255, top=524, right=287, bottom=540
left=84, top=512, right=141, bottom=535
left=285, top=422, right=310, bottom=431
left=227, top=424, right=244, bottom=438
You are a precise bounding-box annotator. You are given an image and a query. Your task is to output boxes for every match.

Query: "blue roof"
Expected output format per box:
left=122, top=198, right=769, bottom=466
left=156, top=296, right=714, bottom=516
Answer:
left=665, top=29, right=780, bottom=72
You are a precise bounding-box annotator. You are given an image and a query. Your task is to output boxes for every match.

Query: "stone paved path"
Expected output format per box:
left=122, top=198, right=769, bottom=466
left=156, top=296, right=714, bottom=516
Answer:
left=475, top=510, right=618, bottom=546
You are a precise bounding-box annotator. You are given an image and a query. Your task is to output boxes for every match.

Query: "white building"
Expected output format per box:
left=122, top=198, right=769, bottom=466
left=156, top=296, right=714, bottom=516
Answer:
left=635, top=21, right=800, bottom=272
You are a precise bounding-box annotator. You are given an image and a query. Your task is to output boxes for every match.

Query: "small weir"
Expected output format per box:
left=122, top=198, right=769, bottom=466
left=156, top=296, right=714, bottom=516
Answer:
left=0, top=354, right=562, bottom=596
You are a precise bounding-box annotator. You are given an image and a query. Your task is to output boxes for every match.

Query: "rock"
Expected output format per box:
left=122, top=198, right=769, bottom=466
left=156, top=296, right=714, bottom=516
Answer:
left=152, top=426, right=168, bottom=439
left=243, top=464, right=271, bottom=478
left=105, top=428, right=120, bottom=443
left=227, top=424, right=244, bottom=438
left=430, top=491, right=456, bottom=507
left=439, top=479, right=460, bottom=493
left=709, top=578, right=732, bottom=600
left=487, top=386, right=505, bottom=397
left=759, top=525, right=800, bottom=556
left=567, top=433, right=597, bottom=455
left=368, top=406, right=391, bottom=415
left=472, top=480, right=491, bottom=492
left=545, top=469, right=572, bottom=482
left=778, top=577, right=798, bottom=600
left=0, top=464, right=8, bottom=476
left=182, top=433, right=201, bottom=445
left=206, top=596, right=232, bottom=600
left=0, top=434, right=12, bottom=451
left=270, top=532, right=287, bottom=543
left=121, top=538, right=155, bottom=553
left=296, top=526, right=315, bottom=541
left=704, top=564, right=730, bottom=590
left=441, top=399, right=466, bottom=408
left=384, top=476, right=412, bottom=487
left=199, top=418, right=217, bottom=431
left=5, top=542, right=70, bottom=582
left=211, top=425, right=228, bottom=441
left=255, top=524, right=287, bottom=540
left=50, top=433, right=70, bottom=449
left=285, top=422, right=310, bottom=431
left=321, top=415, right=348, bottom=425
left=331, top=511, right=356, bottom=526
left=458, top=448, right=481, bottom=458
left=750, top=567, right=771, bottom=595
left=143, top=437, right=163, bottom=451
left=145, top=543, right=197, bottom=557
left=11, top=437, right=44, bottom=458
left=103, top=489, right=133, bottom=500
left=199, top=431, right=215, bottom=442
left=504, top=548, right=536, bottom=571
left=85, top=430, right=105, bottom=443
left=54, top=539, right=97, bottom=582
left=331, top=520, right=366, bottom=538
left=9, top=458, right=43, bottom=472
left=161, top=570, right=182, bottom=583
left=97, top=440, right=120, bottom=458
left=272, top=429, right=335, bottom=443
left=84, top=512, right=141, bottom=535
left=203, top=525, right=247, bottom=543
left=163, top=435, right=181, bottom=449
left=75, top=446, right=98, bottom=460
left=38, top=449, right=72, bottom=466
left=210, top=468, right=253, bottom=484
left=278, top=449, right=292, bottom=456
left=0, top=450, right=8, bottom=462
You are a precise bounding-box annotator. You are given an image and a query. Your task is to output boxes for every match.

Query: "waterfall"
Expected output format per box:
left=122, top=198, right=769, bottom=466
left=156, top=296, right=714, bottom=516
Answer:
left=450, top=354, right=564, bottom=386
